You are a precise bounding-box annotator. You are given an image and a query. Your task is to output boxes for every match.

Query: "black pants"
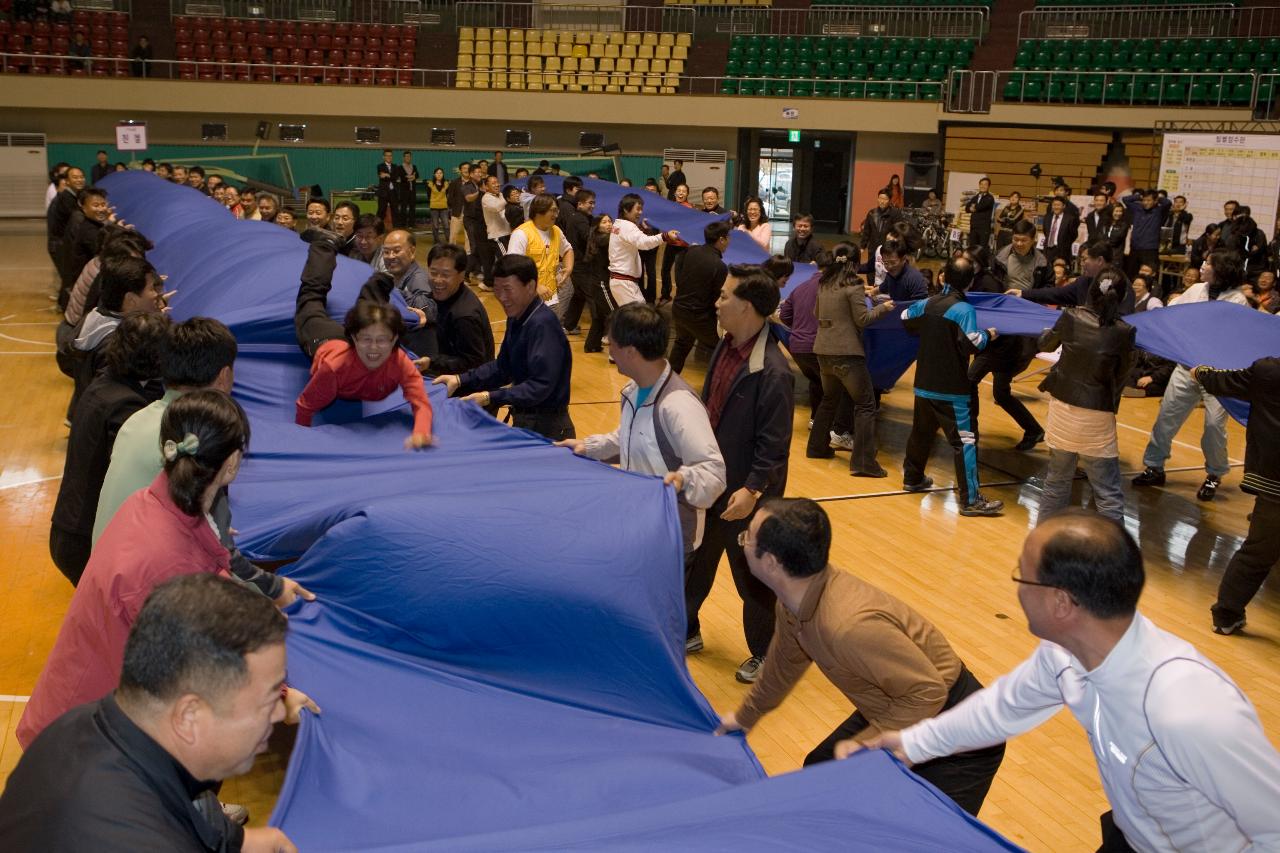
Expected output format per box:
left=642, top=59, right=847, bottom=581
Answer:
left=564, top=272, right=613, bottom=350
left=684, top=497, right=776, bottom=658
left=1097, top=811, right=1136, bottom=852
left=464, top=219, right=487, bottom=276
left=1212, top=495, right=1280, bottom=624
left=793, top=351, right=852, bottom=434
left=803, top=666, right=1005, bottom=818
left=640, top=247, right=658, bottom=303
left=660, top=245, right=686, bottom=301
left=808, top=355, right=880, bottom=473
left=49, top=525, right=92, bottom=586
left=904, top=392, right=982, bottom=506
left=478, top=238, right=502, bottom=288
left=376, top=190, right=394, bottom=224
left=511, top=409, right=575, bottom=442
left=969, top=344, right=1042, bottom=438
left=1126, top=248, right=1159, bottom=280
left=668, top=305, right=720, bottom=374
left=397, top=186, right=415, bottom=228
left=294, top=241, right=393, bottom=358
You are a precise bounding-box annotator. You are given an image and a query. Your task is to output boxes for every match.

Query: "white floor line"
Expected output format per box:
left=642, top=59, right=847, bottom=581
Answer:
left=0, top=331, right=53, bottom=347
left=0, top=314, right=14, bottom=321
left=0, top=350, right=55, bottom=355
left=0, top=695, right=30, bottom=703
left=0, top=321, right=59, bottom=326
left=0, top=474, right=61, bottom=491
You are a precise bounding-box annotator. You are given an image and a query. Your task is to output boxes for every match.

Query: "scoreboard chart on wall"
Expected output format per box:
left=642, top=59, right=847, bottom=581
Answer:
left=1159, top=132, right=1280, bottom=237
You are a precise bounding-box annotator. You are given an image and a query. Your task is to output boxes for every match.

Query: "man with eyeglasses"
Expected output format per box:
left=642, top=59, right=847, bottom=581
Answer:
left=716, top=498, right=1004, bottom=817
left=846, top=509, right=1280, bottom=853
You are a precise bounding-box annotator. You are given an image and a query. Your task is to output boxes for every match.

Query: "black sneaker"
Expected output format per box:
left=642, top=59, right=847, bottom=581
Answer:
left=903, top=476, right=934, bottom=493
left=1015, top=430, right=1045, bottom=452
left=1132, top=467, right=1166, bottom=487
left=300, top=227, right=342, bottom=247
left=960, top=496, right=1004, bottom=517
left=852, top=466, right=889, bottom=478
left=735, top=655, right=765, bottom=684
left=1196, top=475, right=1221, bottom=502
left=685, top=633, right=703, bottom=654
left=1211, top=607, right=1246, bottom=635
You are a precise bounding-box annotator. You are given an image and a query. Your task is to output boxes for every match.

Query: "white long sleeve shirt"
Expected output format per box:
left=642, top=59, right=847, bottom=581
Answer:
left=581, top=363, right=725, bottom=549
left=900, top=613, right=1280, bottom=853
left=481, top=192, right=511, bottom=241
left=608, top=218, right=665, bottom=279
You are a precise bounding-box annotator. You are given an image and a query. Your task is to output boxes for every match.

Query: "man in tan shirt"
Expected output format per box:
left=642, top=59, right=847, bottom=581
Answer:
left=716, top=498, right=1005, bottom=816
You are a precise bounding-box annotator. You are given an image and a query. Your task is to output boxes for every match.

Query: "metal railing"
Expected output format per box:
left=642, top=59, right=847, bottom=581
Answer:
left=996, top=68, right=1257, bottom=107
left=1258, top=72, right=1280, bottom=116
left=1017, top=4, right=1238, bottom=41
left=946, top=68, right=995, bottom=111
left=455, top=2, right=696, bottom=34
left=728, top=6, right=987, bottom=40
left=685, top=75, right=944, bottom=97
left=169, top=0, right=446, bottom=24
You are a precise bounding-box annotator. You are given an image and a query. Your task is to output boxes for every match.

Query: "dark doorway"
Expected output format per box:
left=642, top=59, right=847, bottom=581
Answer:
left=736, top=129, right=855, bottom=240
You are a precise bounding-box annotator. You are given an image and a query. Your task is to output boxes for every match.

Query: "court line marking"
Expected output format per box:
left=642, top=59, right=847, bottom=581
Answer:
left=0, top=351, right=55, bottom=355
left=0, top=321, right=59, bottom=326
left=0, top=474, right=61, bottom=491
left=0, top=695, right=30, bottom=703
left=0, top=331, right=53, bottom=347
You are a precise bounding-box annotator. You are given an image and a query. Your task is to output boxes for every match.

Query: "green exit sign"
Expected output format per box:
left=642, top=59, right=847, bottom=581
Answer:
left=787, top=130, right=801, bottom=143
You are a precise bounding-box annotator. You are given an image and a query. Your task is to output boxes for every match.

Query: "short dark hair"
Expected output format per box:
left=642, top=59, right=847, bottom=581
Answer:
left=561, top=176, right=582, bottom=194
left=307, top=197, right=331, bottom=213
left=1011, top=219, right=1037, bottom=238
left=727, top=264, right=781, bottom=317
left=755, top=498, right=831, bottom=578
left=160, top=390, right=251, bottom=517
left=493, top=252, right=538, bottom=285
left=99, top=255, right=157, bottom=312
left=1037, top=509, right=1144, bottom=619
left=528, top=175, right=545, bottom=191
left=704, top=220, right=732, bottom=244
left=1141, top=189, right=1159, bottom=201
left=119, top=574, right=287, bottom=706
left=793, top=212, right=812, bottom=224
left=1082, top=241, right=1114, bottom=264
left=529, top=194, right=557, bottom=218
left=104, top=311, right=170, bottom=382
left=164, top=317, right=238, bottom=387
left=880, top=240, right=909, bottom=260
left=942, top=256, right=975, bottom=291
left=343, top=299, right=406, bottom=343
left=575, top=188, right=596, bottom=206
left=354, top=213, right=384, bottom=235
left=703, top=186, right=720, bottom=197
left=78, top=187, right=108, bottom=207
left=427, top=242, right=468, bottom=273
left=762, top=255, right=794, bottom=283
left=189, top=166, right=205, bottom=177
left=618, top=192, right=644, bottom=218
left=608, top=302, right=668, bottom=360
left=1207, top=249, right=1245, bottom=290
left=334, top=201, right=360, bottom=220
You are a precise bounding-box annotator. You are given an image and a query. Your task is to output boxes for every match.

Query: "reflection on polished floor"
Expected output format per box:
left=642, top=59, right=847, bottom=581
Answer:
left=0, top=221, right=1273, bottom=851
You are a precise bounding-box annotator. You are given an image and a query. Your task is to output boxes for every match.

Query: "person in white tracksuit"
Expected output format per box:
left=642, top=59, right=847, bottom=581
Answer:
left=608, top=193, right=679, bottom=307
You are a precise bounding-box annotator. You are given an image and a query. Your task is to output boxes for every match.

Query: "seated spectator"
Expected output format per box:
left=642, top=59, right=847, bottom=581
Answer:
left=412, top=243, right=494, bottom=377
left=19, top=390, right=268, bottom=748
left=68, top=32, right=91, bottom=71
left=1188, top=223, right=1221, bottom=270
left=349, top=213, right=386, bottom=270
left=0, top=574, right=310, bottom=851
left=1124, top=350, right=1176, bottom=398
left=559, top=303, right=726, bottom=555
left=293, top=237, right=434, bottom=449
left=1132, top=275, right=1163, bottom=311
left=49, top=0, right=71, bottom=22
left=50, top=312, right=168, bottom=586
left=1252, top=269, right=1279, bottom=313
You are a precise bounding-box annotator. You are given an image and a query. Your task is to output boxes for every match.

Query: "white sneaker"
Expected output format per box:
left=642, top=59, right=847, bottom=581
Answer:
left=808, top=418, right=814, bottom=431
left=829, top=431, right=855, bottom=451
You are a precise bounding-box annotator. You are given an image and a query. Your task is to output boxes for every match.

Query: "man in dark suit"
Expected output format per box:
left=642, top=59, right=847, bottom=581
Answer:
left=375, top=148, right=401, bottom=225
left=684, top=263, right=795, bottom=685
left=669, top=221, right=730, bottom=373
left=963, top=177, right=995, bottom=249
left=1165, top=194, right=1194, bottom=250
left=47, top=166, right=84, bottom=281
left=666, top=159, right=688, bottom=200
left=1042, top=196, right=1079, bottom=265
left=859, top=189, right=905, bottom=253
left=1083, top=193, right=1113, bottom=245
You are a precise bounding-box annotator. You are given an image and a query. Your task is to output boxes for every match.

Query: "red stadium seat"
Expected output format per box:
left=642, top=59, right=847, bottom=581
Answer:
left=281, top=32, right=297, bottom=48
left=7, top=34, right=25, bottom=52
left=327, top=49, right=345, bottom=65
left=247, top=32, right=262, bottom=47
left=397, top=70, right=412, bottom=86
left=315, top=33, right=331, bottom=49
left=299, top=22, right=315, bottom=36
left=91, top=37, right=108, bottom=53
left=52, top=35, right=69, bottom=53
left=290, top=47, right=306, bottom=63
left=243, top=19, right=261, bottom=33
left=33, top=20, right=50, bottom=35
left=195, top=43, right=212, bottom=60
left=53, top=22, right=69, bottom=37
left=366, top=36, right=381, bottom=50
left=365, top=50, right=381, bottom=66
left=31, top=35, right=49, bottom=52
left=14, top=20, right=32, bottom=37
left=263, top=21, right=278, bottom=35
left=346, top=48, right=363, bottom=65
left=330, top=34, right=347, bottom=49
left=280, top=21, right=297, bottom=36
left=250, top=45, right=266, bottom=62
left=193, top=28, right=210, bottom=43
left=233, top=45, right=249, bottom=61
left=213, top=44, right=231, bottom=61
left=212, top=30, right=228, bottom=44
left=110, top=25, right=128, bottom=40
left=299, top=34, right=314, bottom=49
left=348, top=35, right=364, bottom=50
left=230, top=30, right=247, bottom=45
left=176, top=42, right=194, bottom=59
left=383, top=36, right=399, bottom=51
left=113, top=60, right=129, bottom=76
left=111, top=40, right=128, bottom=57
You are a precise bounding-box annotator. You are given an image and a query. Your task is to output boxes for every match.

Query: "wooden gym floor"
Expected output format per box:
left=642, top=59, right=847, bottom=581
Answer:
left=0, top=219, right=1274, bottom=851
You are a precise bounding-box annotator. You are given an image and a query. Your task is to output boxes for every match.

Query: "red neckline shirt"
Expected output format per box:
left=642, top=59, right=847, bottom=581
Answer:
left=295, top=339, right=434, bottom=442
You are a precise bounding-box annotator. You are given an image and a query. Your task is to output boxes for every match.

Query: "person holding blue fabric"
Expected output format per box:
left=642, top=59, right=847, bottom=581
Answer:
left=559, top=303, right=725, bottom=555
left=901, top=256, right=1004, bottom=517
left=435, top=253, right=575, bottom=441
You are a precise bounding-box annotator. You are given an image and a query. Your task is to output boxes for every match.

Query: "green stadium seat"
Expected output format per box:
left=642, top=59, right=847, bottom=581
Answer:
left=720, top=80, right=738, bottom=95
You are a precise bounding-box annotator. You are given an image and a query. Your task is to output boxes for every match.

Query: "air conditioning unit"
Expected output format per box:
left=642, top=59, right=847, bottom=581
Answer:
left=663, top=148, right=728, bottom=199
left=0, top=133, right=48, bottom=218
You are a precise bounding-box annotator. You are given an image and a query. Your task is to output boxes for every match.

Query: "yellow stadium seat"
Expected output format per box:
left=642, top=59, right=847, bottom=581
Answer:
left=493, top=28, right=507, bottom=41
left=546, top=56, right=561, bottom=70
left=528, top=72, right=543, bottom=86
left=605, top=45, right=620, bottom=58
left=580, top=57, right=595, bottom=71
left=509, top=29, right=524, bottom=42
left=493, top=73, right=508, bottom=89
left=459, top=39, right=473, bottom=53
left=476, top=40, right=490, bottom=54
left=608, top=32, right=624, bottom=45
left=475, top=55, right=490, bottom=69
left=527, top=56, right=542, bottom=70
left=494, top=55, right=508, bottom=69
left=642, top=32, right=657, bottom=46
left=622, top=44, right=637, bottom=58
left=616, top=57, right=632, bottom=72
left=510, top=55, right=525, bottom=70
left=509, top=72, right=525, bottom=88
left=589, top=44, right=604, bottom=58
left=668, top=59, right=684, bottom=74
left=664, top=73, right=679, bottom=87
left=474, top=27, right=490, bottom=40
left=573, top=45, right=589, bottom=59
left=599, top=57, right=615, bottom=71
left=676, top=33, right=691, bottom=47
left=594, top=73, right=609, bottom=86
left=673, top=45, right=687, bottom=60
left=474, top=78, right=489, bottom=89
left=558, top=43, right=572, bottom=57
left=659, top=33, right=675, bottom=47
left=458, top=54, right=473, bottom=69
left=626, top=32, right=641, bottom=45
left=493, top=41, right=507, bottom=55
left=563, top=57, right=578, bottom=71
left=655, top=45, right=670, bottom=59
left=651, top=59, right=666, bottom=73
left=638, top=45, right=653, bottom=58
left=634, top=58, right=649, bottom=72
left=574, top=33, right=590, bottom=44
left=459, top=27, right=473, bottom=40
left=592, top=32, right=607, bottom=44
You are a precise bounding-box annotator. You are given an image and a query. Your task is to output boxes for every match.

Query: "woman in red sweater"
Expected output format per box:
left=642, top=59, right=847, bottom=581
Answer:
left=294, top=238, right=433, bottom=449
left=19, top=390, right=316, bottom=747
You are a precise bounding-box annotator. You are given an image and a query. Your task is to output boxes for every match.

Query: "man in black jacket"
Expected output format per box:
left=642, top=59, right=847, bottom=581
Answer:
left=47, top=166, right=84, bottom=280
left=1195, top=357, right=1280, bottom=635
left=558, top=188, right=597, bottom=336
left=685, top=264, right=795, bottom=684
left=666, top=159, right=687, bottom=200
left=668, top=221, right=729, bottom=373
left=1011, top=242, right=1135, bottom=314
left=782, top=213, right=823, bottom=264
left=993, top=220, right=1054, bottom=292
left=412, top=243, right=494, bottom=377
left=1041, top=196, right=1079, bottom=265
left=1165, top=194, right=1194, bottom=250
left=963, top=177, right=995, bottom=249
left=58, top=187, right=111, bottom=312
left=1083, top=193, right=1112, bottom=245
left=0, top=575, right=304, bottom=852
left=437, top=254, right=574, bottom=440
left=901, top=257, right=1003, bottom=517
left=375, top=148, right=400, bottom=225
left=859, top=189, right=904, bottom=253
left=557, top=175, right=582, bottom=225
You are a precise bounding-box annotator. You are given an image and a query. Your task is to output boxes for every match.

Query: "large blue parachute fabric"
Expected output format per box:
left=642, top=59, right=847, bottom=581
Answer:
left=98, top=170, right=1273, bottom=850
